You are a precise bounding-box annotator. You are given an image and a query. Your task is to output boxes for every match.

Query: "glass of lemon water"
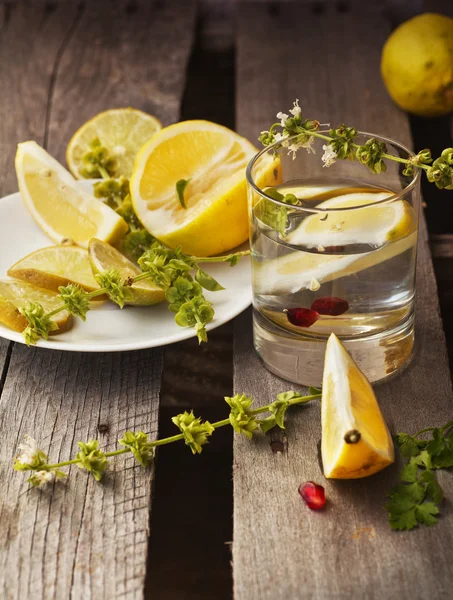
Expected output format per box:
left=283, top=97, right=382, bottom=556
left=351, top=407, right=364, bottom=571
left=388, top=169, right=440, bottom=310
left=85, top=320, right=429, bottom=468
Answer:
left=246, top=132, right=421, bottom=386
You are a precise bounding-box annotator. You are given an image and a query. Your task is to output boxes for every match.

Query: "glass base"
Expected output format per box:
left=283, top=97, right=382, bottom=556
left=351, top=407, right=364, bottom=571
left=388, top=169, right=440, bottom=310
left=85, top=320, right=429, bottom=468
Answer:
left=253, top=309, right=414, bottom=386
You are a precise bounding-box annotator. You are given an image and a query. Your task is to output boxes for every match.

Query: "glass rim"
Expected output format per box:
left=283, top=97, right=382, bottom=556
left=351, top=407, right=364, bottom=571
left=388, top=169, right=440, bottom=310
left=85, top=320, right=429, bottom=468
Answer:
left=245, top=130, right=421, bottom=213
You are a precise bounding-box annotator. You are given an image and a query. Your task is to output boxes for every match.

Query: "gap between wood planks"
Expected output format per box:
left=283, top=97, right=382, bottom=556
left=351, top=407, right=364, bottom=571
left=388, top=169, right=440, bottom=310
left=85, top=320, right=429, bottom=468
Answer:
left=146, top=11, right=236, bottom=597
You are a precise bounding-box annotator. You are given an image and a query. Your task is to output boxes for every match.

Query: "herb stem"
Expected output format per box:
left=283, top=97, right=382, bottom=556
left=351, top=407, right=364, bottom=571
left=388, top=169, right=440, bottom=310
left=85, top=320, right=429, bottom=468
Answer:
left=40, top=393, right=321, bottom=471
left=196, top=250, right=251, bottom=263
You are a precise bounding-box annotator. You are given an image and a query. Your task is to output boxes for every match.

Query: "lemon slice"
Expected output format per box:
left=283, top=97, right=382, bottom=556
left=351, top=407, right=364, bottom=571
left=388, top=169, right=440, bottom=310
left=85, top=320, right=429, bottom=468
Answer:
left=66, top=108, right=162, bottom=179
left=130, top=120, right=278, bottom=256
left=321, top=333, right=394, bottom=479
left=8, top=246, right=104, bottom=297
left=16, top=142, right=128, bottom=248
left=88, top=238, right=164, bottom=306
left=254, top=231, right=417, bottom=295
left=0, top=280, right=73, bottom=335
left=287, top=192, right=415, bottom=247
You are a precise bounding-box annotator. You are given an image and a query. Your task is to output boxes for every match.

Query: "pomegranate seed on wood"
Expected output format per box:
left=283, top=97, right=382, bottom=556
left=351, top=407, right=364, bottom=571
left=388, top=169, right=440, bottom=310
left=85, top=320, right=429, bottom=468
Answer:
left=298, top=481, right=326, bottom=510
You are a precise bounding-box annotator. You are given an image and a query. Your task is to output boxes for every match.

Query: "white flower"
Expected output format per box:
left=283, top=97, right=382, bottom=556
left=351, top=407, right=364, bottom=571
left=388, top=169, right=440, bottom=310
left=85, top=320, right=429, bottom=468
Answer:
left=276, top=111, right=289, bottom=127
left=317, top=245, right=325, bottom=252
left=274, top=131, right=288, bottom=142
left=287, top=136, right=315, bottom=160
left=309, top=278, right=321, bottom=291
left=17, top=435, right=39, bottom=466
left=289, top=99, right=301, bottom=118
left=32, top=470, right=55, bottom=488
left=274, top=131, right=290, bottom=147
left=321, top=144, right=337, bottom=167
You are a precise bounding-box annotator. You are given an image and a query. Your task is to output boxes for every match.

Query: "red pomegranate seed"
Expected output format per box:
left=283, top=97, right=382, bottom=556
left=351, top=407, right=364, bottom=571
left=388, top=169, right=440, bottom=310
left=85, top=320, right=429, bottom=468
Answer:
left=284, top=307, right=319, bottom=327
left=299, top=481, right=326, bottom=510
left=311, top=297, right=349, bottom=316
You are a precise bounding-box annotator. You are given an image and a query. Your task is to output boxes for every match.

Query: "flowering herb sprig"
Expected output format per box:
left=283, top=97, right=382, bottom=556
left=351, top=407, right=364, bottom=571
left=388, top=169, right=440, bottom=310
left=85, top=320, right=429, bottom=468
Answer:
left=259, top=99, right=453, bottom=188
left=13, top=389, right=322, bottom=486
left=19, top=243, right=249, bottom=346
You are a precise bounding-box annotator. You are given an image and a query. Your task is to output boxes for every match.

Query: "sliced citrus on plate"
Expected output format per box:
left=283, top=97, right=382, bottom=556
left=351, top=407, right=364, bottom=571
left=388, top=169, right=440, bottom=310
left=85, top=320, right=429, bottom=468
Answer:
left=287, top=192, right=416, bottom=248
left=0, top=280, right=73, bottom=334
left=130, top=120, right=278, bottom=256
left=88, top=238, right=164, bottom=306
left=321, top=333, right=394, bottom=479
left=8, top=245, right=104, bottom=297
left=66, top=108, right=162, bottom=179
left=15, top=141, right=128, bottom=248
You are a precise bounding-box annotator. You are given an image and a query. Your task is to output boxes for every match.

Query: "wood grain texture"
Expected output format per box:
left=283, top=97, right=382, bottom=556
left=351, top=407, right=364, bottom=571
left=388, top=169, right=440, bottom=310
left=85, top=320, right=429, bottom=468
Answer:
left=0, top=1, right=196, bottom=599
left=233, top=3, right=453, bottom=599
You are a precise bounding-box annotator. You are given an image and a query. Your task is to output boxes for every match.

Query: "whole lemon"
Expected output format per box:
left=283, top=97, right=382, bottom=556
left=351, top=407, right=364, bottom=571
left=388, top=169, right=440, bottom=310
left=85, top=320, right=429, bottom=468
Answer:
left=381, top=13, right=453, bottom=117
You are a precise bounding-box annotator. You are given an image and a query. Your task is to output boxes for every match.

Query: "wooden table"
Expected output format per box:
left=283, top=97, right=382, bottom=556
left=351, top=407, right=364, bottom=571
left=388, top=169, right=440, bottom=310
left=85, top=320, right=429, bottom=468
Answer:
left=1, top=1, right=453, bottom=599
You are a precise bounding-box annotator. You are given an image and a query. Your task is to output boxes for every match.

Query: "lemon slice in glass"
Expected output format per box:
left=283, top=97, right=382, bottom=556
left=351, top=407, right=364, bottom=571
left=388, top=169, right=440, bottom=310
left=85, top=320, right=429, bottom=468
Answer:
left=0, top=280, right=73, bottom=334
left=15, top=142, right=128, bottom=248
left=66, top=108, right=162, bottom=179
left=8, top=246, right=104, bottom=297
left=130, top=120, right=278, bottom=256
left=321, top=333, right=394, bottom=479
left=287, top=192, right=416, bottom=248
left=88, top=238, right=164, bottom=306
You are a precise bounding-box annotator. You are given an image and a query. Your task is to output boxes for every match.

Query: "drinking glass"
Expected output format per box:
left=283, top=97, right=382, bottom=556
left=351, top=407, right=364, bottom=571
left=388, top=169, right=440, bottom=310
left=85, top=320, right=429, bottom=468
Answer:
left=246, top=132, right=421, bottom=386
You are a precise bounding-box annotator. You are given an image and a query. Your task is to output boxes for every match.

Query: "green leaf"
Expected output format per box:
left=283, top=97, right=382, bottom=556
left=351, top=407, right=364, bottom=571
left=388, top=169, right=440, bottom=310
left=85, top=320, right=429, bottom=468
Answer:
left=415, top=502, right=439, bottom=527
left=95, top=269, right=133, bottom=308
left=58, top=284, right=90, bottom=320
left=411, top=450, right=432, bottom=469
left=259, top=415, right=278, bottom=434
left=426, top=429, right=445, bottom=457
left=308, top=386, right=322, bottom=396
left=171, top=410, right=214, bottom=454
left=388, top=507, right=418, bottom=531
left=195, top=269, right=225, bottom=292
left=420, top=470, right=444, bottom=504
left=267, top=399, right=289, bottom=429
left=225, top=394, right=258, bottom=439
left=119, top=431, right=154, bottom=467
left=19, top=302, right=58, bottom=345
left=396, top=433, right=421, bottom=459
left=76, top=440, right=107, bottom=481
left=176, top=179, right=191, bottom=209
left=400, top=461, right=419, bottom=483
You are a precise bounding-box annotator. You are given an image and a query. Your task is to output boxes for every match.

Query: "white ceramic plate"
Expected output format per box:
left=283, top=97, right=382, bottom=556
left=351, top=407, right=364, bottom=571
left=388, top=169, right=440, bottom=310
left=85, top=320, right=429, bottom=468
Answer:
left=0, top=184, right=252, bottom=352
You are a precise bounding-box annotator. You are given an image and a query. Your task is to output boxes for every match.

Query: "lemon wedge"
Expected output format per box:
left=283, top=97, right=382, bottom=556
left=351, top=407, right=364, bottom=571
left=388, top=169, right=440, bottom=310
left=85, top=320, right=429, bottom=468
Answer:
left=15, top=142, right=128, bottom=248
left=8, top=246, right=104, bottom=297
left=321, top=333, right=394, bottom=479
left=130, top=120, right=278, bottom=256
left=287, top=192, right=415, bottom=248
left=0, top=280, right=73, bottom=335
left=88, top=238, right=164, bottom=306
left=66, top=108, right=162, bottom=179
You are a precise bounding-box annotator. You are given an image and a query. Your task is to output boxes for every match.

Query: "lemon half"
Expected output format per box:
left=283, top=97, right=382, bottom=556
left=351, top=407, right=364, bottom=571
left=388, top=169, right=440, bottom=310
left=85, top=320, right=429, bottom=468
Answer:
left=130, top=120, right=277, bottom=256
left=321, top=333, right=394, bottom=479
left=16, top=142, right=128, bottom=248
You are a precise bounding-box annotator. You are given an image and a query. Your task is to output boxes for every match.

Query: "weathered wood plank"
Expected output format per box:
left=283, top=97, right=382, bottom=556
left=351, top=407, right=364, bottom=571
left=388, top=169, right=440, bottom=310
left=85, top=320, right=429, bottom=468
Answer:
left=233, top=3, right=453, bottom=599
left=0, top=1, right=196, bottom=599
